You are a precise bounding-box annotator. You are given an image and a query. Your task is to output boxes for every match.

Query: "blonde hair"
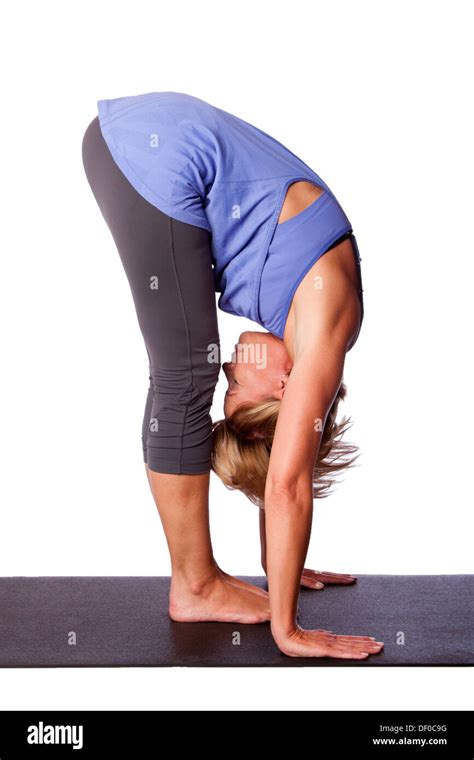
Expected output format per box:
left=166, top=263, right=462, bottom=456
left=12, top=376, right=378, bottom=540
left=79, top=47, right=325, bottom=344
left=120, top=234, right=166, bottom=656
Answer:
left=211, top=382, right=359, bottom=508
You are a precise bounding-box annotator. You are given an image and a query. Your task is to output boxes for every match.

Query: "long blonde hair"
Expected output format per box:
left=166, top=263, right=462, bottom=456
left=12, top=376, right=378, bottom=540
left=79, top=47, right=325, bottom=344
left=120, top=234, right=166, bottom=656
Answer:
left=211, top=381, right=359, bottom=508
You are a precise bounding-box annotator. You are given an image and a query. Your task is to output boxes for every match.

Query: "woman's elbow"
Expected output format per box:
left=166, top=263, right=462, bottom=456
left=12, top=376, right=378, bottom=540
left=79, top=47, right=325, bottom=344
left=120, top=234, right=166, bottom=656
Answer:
left=264, top=475, right=313, bottom=510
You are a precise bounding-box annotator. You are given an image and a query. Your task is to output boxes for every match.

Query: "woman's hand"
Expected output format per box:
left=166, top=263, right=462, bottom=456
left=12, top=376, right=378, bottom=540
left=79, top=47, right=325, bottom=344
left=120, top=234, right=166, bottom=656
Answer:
left=301, top=568, right=357, bottom=590
left=261, top=557, right=356, bottom=590
left=273, top=625, right=384, bottom=659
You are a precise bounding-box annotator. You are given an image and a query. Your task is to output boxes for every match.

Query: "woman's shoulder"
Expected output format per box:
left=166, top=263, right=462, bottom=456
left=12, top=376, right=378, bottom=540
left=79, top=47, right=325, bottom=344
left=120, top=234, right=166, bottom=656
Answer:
left=288, top=235, right=363, bottom=354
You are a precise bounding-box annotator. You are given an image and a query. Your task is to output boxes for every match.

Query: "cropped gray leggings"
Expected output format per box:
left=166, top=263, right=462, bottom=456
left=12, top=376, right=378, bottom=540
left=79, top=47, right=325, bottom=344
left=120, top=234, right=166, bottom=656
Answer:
left=81, top=115, right=221, bottom=474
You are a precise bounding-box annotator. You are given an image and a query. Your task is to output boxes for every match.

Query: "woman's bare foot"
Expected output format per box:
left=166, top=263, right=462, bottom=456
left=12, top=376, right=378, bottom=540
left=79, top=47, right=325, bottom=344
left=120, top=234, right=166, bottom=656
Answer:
left=215, top=564, right=268, bottom=599
left=169, top=573, right=271, bottom=624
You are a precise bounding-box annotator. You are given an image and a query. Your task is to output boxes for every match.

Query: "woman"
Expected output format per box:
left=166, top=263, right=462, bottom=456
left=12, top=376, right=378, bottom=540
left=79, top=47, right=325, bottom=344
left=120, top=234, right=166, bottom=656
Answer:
left=82, top=91, right=383, bottom=659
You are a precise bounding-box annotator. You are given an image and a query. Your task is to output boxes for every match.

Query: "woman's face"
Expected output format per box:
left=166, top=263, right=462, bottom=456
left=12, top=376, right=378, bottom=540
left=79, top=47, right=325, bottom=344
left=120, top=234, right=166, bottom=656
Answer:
left=222, top=331, right=293, bottom=417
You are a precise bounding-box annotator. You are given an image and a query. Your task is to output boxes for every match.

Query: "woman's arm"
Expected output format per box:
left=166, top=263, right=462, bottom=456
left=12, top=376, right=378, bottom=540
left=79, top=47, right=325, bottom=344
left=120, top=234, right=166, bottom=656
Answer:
left=265, top=333, right=345, bottom=639
left=259, top=506, right=355, bottom=590
left=259, top=507, right=267, bottom=572
left=264, top=322, right=382, bottom=657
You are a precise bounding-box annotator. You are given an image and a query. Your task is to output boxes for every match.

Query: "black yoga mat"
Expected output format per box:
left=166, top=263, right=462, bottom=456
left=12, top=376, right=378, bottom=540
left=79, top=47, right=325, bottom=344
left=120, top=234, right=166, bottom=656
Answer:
left=0, top=575, right=472, bottom=667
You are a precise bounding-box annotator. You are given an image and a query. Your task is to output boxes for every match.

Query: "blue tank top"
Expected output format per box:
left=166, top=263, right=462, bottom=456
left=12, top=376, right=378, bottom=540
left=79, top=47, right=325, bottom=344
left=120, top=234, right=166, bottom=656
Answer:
left=96, top=91, right=353, bottom=339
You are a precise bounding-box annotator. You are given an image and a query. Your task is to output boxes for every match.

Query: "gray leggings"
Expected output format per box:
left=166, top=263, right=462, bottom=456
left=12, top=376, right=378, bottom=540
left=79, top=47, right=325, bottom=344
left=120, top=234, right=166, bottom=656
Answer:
left=81, top=115, right=221, bottom=474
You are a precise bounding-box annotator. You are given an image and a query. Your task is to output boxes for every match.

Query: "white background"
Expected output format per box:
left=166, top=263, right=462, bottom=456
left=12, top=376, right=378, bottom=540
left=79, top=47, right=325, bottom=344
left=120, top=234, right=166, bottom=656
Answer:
left=0, top=0, right=472, bottom=710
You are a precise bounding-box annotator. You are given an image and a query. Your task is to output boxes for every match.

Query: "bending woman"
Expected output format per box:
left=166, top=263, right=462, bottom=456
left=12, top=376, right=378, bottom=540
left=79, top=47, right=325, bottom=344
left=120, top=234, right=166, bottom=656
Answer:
left=81, top=91, right=383, bottom=660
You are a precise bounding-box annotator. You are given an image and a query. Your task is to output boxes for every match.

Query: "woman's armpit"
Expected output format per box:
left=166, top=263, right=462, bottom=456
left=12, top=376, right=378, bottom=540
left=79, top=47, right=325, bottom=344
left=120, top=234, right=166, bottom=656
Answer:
left=277, top=180, right=325, bottom=224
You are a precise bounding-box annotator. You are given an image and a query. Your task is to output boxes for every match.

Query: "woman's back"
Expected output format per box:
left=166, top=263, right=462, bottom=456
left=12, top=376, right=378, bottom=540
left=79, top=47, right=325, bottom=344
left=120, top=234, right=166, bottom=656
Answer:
left=97, top=91, right=354, bottom=337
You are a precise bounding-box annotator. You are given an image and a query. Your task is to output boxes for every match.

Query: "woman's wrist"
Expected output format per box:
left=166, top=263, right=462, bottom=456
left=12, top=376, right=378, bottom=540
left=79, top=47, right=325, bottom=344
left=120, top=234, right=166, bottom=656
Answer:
left=271, top=620, right=300, bottom=645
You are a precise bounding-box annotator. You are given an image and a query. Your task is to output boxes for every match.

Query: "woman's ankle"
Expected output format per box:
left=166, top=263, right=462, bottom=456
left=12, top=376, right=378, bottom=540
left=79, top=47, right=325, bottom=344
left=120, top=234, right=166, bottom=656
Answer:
left=171, top=564, right=221, bottom=597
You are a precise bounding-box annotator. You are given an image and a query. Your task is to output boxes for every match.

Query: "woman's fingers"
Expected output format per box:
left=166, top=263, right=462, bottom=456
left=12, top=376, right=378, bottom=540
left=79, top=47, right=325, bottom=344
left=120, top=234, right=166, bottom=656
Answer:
left=326, top=649, right=370, bottom=659
left=307, top=630, right=384, bottom=653
left=301, top=572, right=324, bottom=589
left=324, top=642, right=383, bottom=657
left=304, top=569, right=357, bottom=584
left=315, top=631, right=383, bottom=644
left=322, top=636, right=383, bottom=653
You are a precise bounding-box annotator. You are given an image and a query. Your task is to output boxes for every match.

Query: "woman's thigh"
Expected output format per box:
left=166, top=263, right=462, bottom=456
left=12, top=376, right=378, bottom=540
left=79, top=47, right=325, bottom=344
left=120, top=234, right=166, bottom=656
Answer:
left=82, top=116, right=221, bottom=474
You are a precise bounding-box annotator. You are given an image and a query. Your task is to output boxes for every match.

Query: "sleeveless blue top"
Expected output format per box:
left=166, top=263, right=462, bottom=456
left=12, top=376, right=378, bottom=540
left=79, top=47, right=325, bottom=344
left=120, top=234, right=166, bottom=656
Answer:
left=96, top=91, right=353, bottom=339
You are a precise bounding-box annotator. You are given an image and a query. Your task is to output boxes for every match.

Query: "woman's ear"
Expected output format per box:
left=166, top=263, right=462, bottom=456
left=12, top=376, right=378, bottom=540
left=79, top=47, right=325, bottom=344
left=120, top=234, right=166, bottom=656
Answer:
left=273, top=375, right=289, bottom=400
